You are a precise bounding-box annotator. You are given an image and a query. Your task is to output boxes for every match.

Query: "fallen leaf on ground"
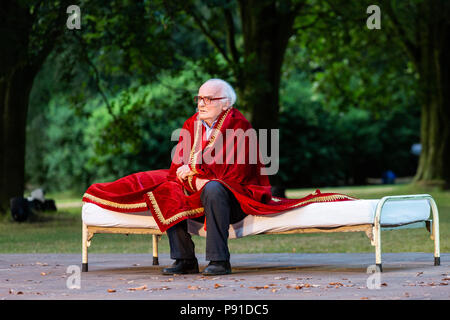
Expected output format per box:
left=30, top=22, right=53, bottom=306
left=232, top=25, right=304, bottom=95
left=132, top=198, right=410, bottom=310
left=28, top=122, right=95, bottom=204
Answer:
left=127, top=285, right=147, bottom=291
left=214, top=283, right=224, bottom=289
left=107, top=289, right=116, bottom=293
left=9, top=289, right=24, bottom=295
left=420, top=282, right=437, bottom=287
left=328, top=282, right=344, bottom=288
left=329, top=282, right=344, bottom=287
left=286, top=284, right=302, bottom=290
left=188, top=285, right=201, bottom=290
left=153, top=286, right=170, bottom=291
left=40, top=272, right=47, bottom=276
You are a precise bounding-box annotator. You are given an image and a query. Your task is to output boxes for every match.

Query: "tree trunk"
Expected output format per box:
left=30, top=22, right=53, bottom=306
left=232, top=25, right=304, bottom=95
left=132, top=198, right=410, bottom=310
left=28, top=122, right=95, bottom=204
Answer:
left=413, top=68, right=450, bottom=188
left=0, top=0, right=66, bottom=213
left=0, top=66, right=37, bottom=212
left=238, top=0, right=295, bottom=131
left=412, top=1, right=450, bottom=189
left=237, top=0, right=298, bottom=196
left=0, top=0, right=32, bottom=213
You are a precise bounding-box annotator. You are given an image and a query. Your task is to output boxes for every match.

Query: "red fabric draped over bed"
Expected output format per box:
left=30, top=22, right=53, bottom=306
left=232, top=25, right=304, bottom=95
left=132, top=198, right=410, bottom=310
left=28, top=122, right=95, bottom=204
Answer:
left=83, top=108, right=355, bottom=232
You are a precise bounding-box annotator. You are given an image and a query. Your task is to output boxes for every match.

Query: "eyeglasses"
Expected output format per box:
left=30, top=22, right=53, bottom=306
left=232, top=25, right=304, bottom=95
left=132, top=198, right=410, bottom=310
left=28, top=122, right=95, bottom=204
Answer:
left=194, top=95, right=227, bottom=104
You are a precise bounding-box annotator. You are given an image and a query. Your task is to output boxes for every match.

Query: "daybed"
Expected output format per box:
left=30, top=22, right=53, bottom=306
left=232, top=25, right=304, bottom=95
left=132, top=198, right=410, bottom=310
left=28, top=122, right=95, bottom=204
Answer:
left=81, top=194, right=440, bottom=273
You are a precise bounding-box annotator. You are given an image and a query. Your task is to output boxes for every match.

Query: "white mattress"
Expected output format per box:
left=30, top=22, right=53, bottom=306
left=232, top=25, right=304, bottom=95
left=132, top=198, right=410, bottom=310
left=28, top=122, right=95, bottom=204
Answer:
left=82, top=199, right=430, bottom=239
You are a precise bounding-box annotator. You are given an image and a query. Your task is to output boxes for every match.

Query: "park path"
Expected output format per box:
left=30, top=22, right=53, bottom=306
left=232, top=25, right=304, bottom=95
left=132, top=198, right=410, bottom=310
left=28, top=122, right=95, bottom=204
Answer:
left=0, top=252, right=448, bottom=300
left=56, top=201, right=83, bottom=209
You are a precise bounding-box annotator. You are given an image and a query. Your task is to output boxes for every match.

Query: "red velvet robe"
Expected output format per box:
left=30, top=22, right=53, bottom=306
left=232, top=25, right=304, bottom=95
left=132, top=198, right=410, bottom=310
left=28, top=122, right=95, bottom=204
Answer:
left=82, top=108, right=355, bottom=232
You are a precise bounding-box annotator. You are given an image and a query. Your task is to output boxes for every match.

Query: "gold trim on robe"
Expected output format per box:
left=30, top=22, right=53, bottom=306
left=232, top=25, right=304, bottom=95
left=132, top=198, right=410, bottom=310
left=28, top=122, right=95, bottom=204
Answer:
left=146, top=191, right=204, bottom=225
left=82, top=193, right=147, bottom=210
left=189, top=108, right=231, bottom=172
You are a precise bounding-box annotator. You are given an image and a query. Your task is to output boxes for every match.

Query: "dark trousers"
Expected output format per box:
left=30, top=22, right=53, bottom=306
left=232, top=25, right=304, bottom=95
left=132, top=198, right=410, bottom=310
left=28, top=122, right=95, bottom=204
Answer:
left=166, top=181, right=246, bottom=261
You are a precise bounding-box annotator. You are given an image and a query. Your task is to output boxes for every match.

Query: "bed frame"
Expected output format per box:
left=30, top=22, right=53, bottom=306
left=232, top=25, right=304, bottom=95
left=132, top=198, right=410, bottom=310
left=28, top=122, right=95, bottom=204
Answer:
left=81, top=194, right=440, bottom=273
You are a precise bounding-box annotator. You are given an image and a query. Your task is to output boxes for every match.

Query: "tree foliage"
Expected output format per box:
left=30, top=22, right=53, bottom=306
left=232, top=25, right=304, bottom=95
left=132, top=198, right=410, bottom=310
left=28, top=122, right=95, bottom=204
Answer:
left=17, top=0, right=450, bottom=202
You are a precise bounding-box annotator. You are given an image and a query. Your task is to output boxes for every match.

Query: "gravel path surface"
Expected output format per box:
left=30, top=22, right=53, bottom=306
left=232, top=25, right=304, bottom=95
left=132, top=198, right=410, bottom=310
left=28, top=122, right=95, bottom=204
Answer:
left=1, top=252, right=448, bottom=300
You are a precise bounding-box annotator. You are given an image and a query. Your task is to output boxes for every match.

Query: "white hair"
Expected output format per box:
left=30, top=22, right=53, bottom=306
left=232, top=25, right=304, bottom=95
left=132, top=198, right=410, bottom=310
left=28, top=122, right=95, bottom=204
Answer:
left=203, top=78, right=237, bottom=107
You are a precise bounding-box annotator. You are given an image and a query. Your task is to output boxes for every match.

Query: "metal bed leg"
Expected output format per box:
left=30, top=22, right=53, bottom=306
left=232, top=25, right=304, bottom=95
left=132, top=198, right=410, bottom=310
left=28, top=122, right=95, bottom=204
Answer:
left=152, top=234, right=159, bottom=265
left=82, top=223, right=88, bottom=272
left=374, top=194, right=441, bottom=272
left=434, top=257, right=440, bottom=266
left=373, top=199, right=383, bottom=273
left=373, top=223, right=382, bottom=272
left=429, top=198, right=440, bottom=266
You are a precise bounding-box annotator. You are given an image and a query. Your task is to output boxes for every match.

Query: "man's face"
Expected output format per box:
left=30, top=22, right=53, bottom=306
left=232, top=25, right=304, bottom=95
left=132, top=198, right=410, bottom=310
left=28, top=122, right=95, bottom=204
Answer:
left=197, top=82, right=228, bottom=126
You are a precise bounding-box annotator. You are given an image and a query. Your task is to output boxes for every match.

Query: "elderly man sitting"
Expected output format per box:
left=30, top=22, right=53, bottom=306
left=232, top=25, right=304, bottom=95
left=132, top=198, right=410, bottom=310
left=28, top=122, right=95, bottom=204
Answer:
left=162, top=78, right=272, bottom=276
left=83, top=78, right=272, bottom=276
left=83, top=78, right=353, bottom=276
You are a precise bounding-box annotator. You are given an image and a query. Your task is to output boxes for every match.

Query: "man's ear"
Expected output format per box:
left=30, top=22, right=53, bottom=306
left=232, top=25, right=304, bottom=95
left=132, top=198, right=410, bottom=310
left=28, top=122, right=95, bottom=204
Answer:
left=222, top=100, right=231, bottom=110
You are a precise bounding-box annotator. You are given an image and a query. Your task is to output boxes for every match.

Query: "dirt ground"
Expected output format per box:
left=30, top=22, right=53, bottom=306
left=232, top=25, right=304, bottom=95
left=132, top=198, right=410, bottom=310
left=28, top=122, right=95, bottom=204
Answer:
left=0, top=252, right=448, bottom=301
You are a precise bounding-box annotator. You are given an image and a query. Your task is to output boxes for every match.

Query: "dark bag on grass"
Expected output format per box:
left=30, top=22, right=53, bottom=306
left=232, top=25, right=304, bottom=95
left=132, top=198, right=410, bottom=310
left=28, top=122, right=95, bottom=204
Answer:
left=43, top=199, right=57, bottom=211
left=10, top=197, right=30, bottom=222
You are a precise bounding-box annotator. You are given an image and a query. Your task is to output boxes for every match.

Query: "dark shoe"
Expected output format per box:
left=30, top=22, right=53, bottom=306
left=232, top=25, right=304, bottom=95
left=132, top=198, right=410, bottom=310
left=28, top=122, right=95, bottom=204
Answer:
left=162, top=258, right=199, bottom=275
left=202, top=261, right=231, bottom=276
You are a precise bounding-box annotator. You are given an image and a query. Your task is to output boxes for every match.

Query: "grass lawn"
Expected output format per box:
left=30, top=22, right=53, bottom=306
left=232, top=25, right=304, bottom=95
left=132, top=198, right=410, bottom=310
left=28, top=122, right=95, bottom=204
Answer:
left=0, top=184, right=448, bottom=255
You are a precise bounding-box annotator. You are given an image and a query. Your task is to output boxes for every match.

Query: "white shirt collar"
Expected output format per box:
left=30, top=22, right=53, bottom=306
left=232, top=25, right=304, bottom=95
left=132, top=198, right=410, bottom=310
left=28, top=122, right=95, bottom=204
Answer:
left=201, top=119, right=217, bottom=139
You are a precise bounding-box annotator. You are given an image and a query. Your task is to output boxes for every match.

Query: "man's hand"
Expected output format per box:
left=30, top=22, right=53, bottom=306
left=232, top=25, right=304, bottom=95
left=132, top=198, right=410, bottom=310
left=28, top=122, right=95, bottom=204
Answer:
left=195, top=178, right=209, bottom=191
left=176, top=165, right=194, bottom=182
